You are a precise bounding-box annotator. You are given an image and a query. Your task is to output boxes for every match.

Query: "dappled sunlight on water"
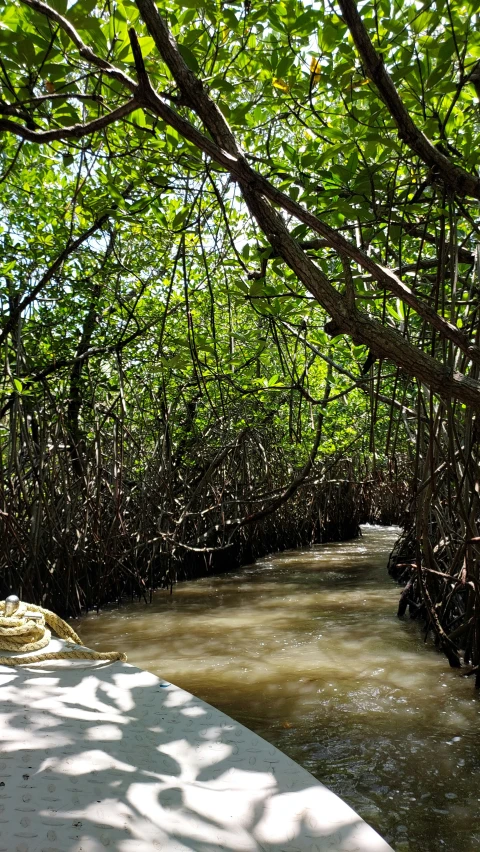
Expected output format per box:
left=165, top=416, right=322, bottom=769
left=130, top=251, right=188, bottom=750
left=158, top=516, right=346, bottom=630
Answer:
left=80, top=526, right=480, bottom=852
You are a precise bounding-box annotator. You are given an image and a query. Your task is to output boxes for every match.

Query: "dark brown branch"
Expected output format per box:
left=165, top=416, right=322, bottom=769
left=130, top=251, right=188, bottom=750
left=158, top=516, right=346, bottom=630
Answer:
left=338, top=0, right=480, bottom=200
left=0, top=99, right=139, bottom=143
left=20, top=0, right=137, bottom=91
left=128, top=28, right=150, bottom=88
left=130, top=87, right=480, bottom=369
left=0, top=219, right=112, bottom=347
left=237, top=399, right=328, bottom=527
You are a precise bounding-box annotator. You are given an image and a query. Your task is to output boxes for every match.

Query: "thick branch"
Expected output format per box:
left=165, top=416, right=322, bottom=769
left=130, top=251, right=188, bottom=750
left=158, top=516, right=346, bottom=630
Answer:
left=134, top=0, right=480, bottom=359
left=338, top=0, right=480, bottom=200
left=130, top=86, right=480, bottom=367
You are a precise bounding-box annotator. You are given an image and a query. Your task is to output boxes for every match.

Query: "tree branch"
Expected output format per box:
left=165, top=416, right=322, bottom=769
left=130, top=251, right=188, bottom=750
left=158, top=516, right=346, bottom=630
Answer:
left=338, top=0, right=480, bottom=200
left=20, top=0, right=137, bottom=91
left=0, top=99, right=139, bottom=143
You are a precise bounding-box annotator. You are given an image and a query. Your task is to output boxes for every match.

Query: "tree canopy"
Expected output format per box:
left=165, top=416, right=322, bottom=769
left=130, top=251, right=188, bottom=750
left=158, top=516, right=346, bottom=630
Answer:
left=1, top=0, right=480, bottom=400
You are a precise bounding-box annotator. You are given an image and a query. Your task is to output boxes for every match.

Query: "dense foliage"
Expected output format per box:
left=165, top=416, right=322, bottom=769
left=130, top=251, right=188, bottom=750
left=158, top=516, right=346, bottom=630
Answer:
left=0, top=0, right=479, bottom=676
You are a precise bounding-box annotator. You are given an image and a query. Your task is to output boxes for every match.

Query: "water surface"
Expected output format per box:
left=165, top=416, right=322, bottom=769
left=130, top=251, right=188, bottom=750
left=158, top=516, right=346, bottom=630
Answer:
left=80, top=526, right=480, bottom=852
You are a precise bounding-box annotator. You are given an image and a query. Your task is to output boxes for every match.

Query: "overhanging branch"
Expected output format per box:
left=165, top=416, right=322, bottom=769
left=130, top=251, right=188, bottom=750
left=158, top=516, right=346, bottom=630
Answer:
left=338, top=0, right=480, bottom=200
left=0, top=99, right=139, bottom=143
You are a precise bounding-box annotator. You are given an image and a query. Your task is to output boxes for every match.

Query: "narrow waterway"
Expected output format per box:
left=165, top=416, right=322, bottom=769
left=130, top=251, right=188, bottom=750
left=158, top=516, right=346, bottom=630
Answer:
left=80, top=526, right=480, bottom=852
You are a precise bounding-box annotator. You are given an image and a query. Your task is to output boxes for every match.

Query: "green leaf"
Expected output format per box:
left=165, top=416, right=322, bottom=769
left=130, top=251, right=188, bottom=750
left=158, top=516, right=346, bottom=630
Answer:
left=178, top=42, right=199, bottom=73
left=290, top=10, right=317, bottom=35
left=249, top=279, right=265, bottom=297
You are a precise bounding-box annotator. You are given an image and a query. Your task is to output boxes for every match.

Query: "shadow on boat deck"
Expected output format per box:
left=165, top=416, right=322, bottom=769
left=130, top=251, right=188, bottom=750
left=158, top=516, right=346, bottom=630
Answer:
left=0, top=661, right=393, bottom=851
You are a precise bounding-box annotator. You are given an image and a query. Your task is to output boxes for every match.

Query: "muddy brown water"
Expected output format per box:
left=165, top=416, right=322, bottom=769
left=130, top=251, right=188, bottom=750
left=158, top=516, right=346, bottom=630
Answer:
left=80, top=526, right=480, bottom=852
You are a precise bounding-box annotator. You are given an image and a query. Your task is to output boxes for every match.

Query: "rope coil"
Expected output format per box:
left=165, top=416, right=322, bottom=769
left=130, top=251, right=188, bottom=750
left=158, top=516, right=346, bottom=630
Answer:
left=0, top=599, right=126, bottom=667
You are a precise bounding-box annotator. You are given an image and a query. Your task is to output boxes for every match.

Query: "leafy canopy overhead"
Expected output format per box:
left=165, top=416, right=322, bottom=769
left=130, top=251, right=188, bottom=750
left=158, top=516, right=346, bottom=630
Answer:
left=1, top=0, right=480, bottom=424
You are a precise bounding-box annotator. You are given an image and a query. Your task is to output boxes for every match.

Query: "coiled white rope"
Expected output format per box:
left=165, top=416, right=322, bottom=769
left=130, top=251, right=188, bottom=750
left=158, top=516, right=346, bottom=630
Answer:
left=0, top=598, right=126, bottom=666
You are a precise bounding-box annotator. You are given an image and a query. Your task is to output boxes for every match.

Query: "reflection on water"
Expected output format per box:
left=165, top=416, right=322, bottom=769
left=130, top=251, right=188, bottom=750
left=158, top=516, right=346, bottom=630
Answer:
left=80, top=526, right=480, bottom=852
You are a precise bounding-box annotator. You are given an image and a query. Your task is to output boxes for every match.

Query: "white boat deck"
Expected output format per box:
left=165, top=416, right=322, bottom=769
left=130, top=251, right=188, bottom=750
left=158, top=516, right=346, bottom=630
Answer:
left=0, top=641, right=393, bottom=852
